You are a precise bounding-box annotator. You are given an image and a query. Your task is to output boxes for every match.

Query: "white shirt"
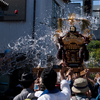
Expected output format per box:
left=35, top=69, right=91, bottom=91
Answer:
left=37, top=80, right=71, bottom=100
left=35, top=91, right=43, bottom=97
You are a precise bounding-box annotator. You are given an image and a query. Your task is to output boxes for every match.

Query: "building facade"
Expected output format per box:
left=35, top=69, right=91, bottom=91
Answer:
left=0, top=0, right=100, bottom=66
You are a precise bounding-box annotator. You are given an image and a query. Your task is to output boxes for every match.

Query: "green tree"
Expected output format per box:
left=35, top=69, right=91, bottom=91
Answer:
left=87, top=40, right=100, bottom=52
left=87, top=40, right=100, bottom=68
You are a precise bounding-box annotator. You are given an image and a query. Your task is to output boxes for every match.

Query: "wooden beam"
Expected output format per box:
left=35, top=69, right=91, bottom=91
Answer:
left=33, top=67, right=60, bottom=73
left=93, top=10, right=100, bottom=12
left=33, top=67, right=100, bottom=74
left=33, top=67, right=84, bottom=73
left=87, top=68, right=100, bottom=72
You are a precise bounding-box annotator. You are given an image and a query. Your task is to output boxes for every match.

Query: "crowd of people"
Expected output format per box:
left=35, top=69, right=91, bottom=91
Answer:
left=0, top=49, right=100, bottom=100
left=9, top=65, right=100, bottom=100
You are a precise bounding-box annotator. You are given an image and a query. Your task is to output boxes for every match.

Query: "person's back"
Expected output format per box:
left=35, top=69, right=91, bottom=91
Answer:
left=13, top=88, right=34, bottom=100
left=71, top=94, right=90, bottom=100
left=38, top=92, right=69, bottom=100
left=70, top=78, right=95, bottom=100
left=37, top=67, right=71, bottom=100
left=13, top=73, right=36, bottom=100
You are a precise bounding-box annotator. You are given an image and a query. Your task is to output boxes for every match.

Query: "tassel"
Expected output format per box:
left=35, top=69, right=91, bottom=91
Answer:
left=57, top=18, right=63, bottom=30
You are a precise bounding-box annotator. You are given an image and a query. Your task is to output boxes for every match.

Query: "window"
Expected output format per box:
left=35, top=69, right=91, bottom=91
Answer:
left=71, top=0, right=83, bottom=6
left=52, top=0, right=60, bottom=29
left=71, top=0, right=83, bottom=15
left=93, top=0, right=100, bottom=25
left=0, top=0, right=26, bottom=21
left=0, top=0, right=8, bottom=20
left=0, top=8, right=4, bottom=20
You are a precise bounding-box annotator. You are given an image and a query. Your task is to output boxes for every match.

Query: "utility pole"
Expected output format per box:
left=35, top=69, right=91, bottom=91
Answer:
left=32, top=0, right=36, bottom=39
left=83, top=0, right=92, bottom=16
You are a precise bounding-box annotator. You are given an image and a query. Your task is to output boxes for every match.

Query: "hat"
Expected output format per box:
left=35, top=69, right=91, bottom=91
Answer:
left=19, top=73, right=35, bottom=82
left=72, top=78, right=89, bottom=93
left=4, top=49, right=10, bottom=55
left=97, top=77, right=100, bottom=85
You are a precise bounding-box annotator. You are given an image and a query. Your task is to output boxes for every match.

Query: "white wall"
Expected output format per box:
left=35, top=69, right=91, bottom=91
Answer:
left=0, top=0, right=34, bottom=52
left=34, top=0, right=66, bottom=65
left=35, top=0, right=52, bottom=37
left=34, top=0, right=55, bottom=61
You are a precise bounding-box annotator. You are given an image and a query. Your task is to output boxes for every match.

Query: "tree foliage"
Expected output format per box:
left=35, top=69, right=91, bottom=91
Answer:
left=87, top=40, right=100, bottom=68
left=87, top=40, right=100, bottom=52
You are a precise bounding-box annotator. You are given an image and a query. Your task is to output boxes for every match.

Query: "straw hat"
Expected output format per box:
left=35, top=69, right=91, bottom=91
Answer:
left=72, top=78, right=90, bottom=93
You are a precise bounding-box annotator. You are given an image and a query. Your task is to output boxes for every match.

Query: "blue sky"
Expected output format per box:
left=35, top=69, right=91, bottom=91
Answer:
left=93, top=1, right=100, bottom=5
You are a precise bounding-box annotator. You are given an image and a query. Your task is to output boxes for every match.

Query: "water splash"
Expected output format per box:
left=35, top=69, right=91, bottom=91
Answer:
left=0, top=12, right=99, bottom=74
left=0, top=30, right=59, bottom=74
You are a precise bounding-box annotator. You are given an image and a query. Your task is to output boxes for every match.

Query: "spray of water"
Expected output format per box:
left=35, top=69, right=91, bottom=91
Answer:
left=0, top=11, right=99, bottom=74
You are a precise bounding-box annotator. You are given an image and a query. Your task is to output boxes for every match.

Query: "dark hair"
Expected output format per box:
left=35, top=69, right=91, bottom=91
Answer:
left=41, top=67, right=57, bottom=90
left=70, top=26, right=76, bottom=32
left=40, top=84, right=45, bottom=91
left=20, top=81, right=34, bottom=88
